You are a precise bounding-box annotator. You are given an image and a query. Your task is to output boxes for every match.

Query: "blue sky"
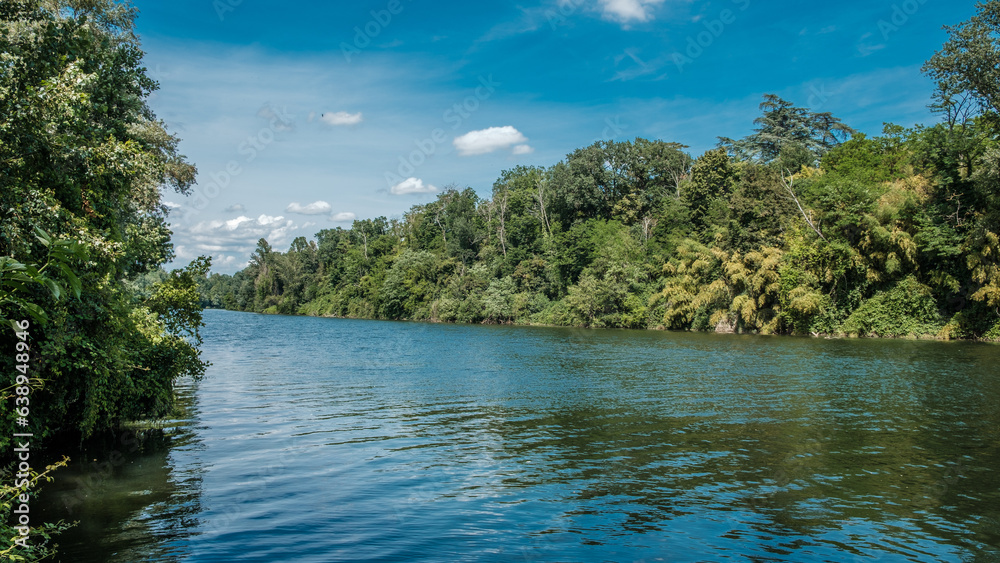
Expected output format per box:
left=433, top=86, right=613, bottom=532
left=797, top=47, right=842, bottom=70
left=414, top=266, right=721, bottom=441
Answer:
left=140, top=0, right=977, bottom=273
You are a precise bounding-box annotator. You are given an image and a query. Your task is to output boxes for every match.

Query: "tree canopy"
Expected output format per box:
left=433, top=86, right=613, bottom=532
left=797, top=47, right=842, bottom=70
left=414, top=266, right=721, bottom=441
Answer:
left=1, top=0, right=209, bottom=443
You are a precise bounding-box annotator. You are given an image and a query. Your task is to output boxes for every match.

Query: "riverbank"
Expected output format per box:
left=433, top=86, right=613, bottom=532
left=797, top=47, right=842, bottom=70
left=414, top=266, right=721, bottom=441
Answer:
left=205, top=305, right=1000, bottom=343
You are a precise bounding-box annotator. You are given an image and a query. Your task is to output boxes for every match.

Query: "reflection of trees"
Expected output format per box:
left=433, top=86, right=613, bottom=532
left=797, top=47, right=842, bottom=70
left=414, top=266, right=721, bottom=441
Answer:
left=414, top=333, right=1000, bottom=559
left=36, top=378, right=205, bottom=563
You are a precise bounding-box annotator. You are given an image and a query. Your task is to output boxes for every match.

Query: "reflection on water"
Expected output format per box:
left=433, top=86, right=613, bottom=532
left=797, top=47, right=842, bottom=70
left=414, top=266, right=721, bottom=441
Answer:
left=37, top=378, right=204, bottom=562
left=36, top=310, right=1000, bottom=562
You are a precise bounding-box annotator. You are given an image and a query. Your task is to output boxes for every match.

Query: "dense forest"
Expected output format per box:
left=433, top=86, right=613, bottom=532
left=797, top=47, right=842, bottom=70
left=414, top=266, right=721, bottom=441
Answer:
left=1, top=1, right=208, bottom=558
left=201, top=4, right=1000, bottom=340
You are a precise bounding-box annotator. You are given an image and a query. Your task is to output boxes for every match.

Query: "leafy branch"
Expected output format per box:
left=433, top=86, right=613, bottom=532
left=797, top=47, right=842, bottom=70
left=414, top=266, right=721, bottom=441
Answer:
left=0, top=227, right=89, bottom=331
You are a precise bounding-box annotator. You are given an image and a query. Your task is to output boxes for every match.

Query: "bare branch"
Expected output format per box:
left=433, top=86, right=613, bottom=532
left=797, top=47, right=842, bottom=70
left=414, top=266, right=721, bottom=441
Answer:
left=780, top=169, right=826, bottom=242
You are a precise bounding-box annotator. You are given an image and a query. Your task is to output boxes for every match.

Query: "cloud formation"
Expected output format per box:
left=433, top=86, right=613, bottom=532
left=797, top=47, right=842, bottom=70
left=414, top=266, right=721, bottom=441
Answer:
left=320, top=111, right=363, bottom=126
left=331, top=212, right=357, bottom=222
left=173, top=214, right=301, bottom=269
left=390, top=177, right=438, bottom=195
left=225, top=203, right=246, bottom=212
left=286, top=200, right=333, bottom=215
left=453, top=126, right=530, bottom=156
left=225, top=216, right=254, bottom=231
left=598, top=0, right=665, bottom=24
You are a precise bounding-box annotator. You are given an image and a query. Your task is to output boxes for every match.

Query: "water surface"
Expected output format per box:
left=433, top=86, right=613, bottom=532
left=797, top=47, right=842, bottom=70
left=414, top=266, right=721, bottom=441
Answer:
left=39, top=309, right=1000, bottom=561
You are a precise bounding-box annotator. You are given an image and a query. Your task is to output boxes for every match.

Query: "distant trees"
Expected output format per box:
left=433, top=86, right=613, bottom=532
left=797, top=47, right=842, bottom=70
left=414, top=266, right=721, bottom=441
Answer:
left=200, top=3, right=1000, bottom=341
left=203, top=88, right=1000, bottom=339
left=202, top=96, right=999, bottom=340
left=719, top=94, right=855, bottom=165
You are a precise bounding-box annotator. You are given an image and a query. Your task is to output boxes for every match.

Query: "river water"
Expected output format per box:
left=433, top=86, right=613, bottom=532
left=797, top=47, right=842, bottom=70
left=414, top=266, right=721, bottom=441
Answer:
left=37, top=309, right=1000, bottom=562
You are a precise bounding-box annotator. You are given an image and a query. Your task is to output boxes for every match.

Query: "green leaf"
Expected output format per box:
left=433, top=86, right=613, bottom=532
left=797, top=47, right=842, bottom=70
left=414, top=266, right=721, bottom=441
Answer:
left=43, top=278, right=62, bottom=300
left=22, top=302, right=48, bottom=324
left=33, top=225, right=53, bottom=247
left=58, top=263, right=82, bottom=298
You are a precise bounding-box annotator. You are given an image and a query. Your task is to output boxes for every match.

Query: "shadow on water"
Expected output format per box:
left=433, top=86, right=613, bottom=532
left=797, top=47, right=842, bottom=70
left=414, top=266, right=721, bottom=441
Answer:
left=34, top=376, right=205, bottom=563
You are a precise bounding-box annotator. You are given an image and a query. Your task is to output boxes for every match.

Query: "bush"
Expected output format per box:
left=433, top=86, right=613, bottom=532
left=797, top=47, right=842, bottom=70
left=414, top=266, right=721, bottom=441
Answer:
left=840, top=276, right=942, bottom=337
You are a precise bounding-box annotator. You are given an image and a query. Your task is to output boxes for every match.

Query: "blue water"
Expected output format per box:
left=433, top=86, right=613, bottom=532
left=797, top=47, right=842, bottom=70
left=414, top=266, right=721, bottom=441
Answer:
left=38, top=309, right=1000, bottom=561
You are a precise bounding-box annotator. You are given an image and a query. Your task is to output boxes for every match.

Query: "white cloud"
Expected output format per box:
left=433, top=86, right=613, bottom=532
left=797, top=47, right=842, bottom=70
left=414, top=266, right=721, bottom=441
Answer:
left=225, top=216, right=253, bottom=231
left=512, top=144, right=535, bottom=155
left=181, top=214, right=301, bottom=270
left=163, top=200, right=182, bottom=209
left=225, top=203, right=246, bottom=212
left=599, top=0, right=665, bottom=24
left=453, top=126, right=529, bottom=156
left=320, top=111, right=363, bottom=126
left=390, top=177, right=438, bottom=195
left=331, top=212, right=357, bottom=222
left=256, top=214, right=285, bottom=226
left=286, top=200, right=333, bottom=215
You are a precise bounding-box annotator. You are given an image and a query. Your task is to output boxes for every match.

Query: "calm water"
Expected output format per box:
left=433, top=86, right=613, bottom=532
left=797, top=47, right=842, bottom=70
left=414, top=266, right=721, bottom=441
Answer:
left=37, top=309, right=1000, bottom=562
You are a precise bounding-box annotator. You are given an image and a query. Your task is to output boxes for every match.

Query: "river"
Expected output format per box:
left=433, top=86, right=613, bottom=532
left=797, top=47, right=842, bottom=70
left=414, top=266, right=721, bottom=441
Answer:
left=36, top=309, right=1000, bottom=562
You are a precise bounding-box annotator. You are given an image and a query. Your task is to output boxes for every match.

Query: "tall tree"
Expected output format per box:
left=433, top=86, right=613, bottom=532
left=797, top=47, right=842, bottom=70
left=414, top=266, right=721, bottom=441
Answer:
left=719, top=95, right=855, bottom=164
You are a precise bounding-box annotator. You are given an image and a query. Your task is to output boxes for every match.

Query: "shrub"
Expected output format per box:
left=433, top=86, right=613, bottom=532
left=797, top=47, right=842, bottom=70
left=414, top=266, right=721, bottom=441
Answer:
left=840, top=276, right=942, bottom=337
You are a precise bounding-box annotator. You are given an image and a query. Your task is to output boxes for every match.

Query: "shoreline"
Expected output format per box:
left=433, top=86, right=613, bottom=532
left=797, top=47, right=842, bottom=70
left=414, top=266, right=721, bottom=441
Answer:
left=202, top=307, right=1000, bottom=344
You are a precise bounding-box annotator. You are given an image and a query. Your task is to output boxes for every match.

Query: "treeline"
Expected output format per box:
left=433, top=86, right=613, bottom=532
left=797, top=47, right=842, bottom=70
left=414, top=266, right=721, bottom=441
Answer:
left=203, top=6, right=1000, bottom=340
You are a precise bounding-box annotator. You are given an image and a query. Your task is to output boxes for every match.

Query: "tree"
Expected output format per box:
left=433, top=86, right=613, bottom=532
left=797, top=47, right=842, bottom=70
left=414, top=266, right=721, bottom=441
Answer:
left=0, top=228, right=87, bottom=329
left=719, top=94, right=855, bottom=164
left=923, top=1, right=1000, bottom=116
left=683, top=148, right=737, bottom=235
left=548, top=139, right=691, bottom=227
left=1, top=0, right=207, bottom=447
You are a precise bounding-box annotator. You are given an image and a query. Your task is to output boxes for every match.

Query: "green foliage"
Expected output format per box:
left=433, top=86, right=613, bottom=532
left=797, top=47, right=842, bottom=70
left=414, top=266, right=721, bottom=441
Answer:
left=840, top=276, right=943, bottom=337
left=482, top=276, right=517, bottom=323
left=380, top=250, right=440, bottom=320
left=201, top=115, right=1000, bottom=340
left=719, top=94, right=855, bottom=164
left=148, top=257, right=212, bottom=343
left=1, top=0, right=208, bottom=445
left=0, top=228, right=88, bottom=329
left=683, top=148, right=736, bottom=237
left=923, top=0, right=1000, bottom=116
left=200, top=65, right=1000, bottom=342
left=820, top=130, right=910, bottom=183
left=0, top=4, right=213, bottom=557
left=0, top=457, right=73, bottom=561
